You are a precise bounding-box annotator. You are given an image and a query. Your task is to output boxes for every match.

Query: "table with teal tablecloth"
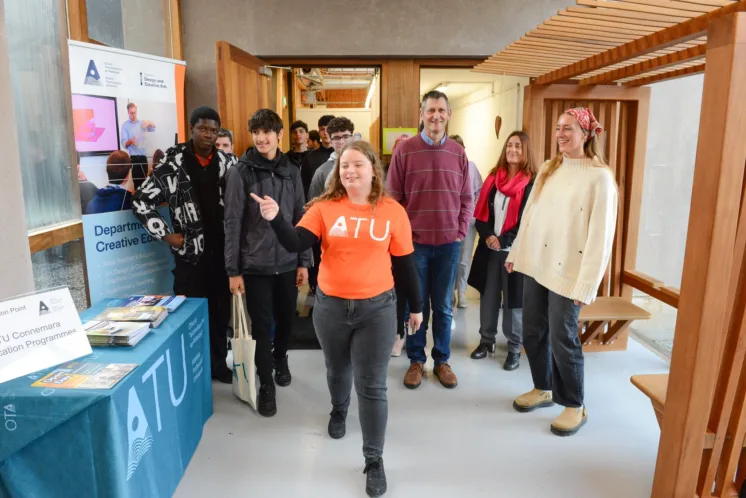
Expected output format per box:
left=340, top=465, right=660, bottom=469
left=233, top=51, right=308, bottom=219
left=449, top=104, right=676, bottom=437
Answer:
left=0, top=298, right=213, bottom=498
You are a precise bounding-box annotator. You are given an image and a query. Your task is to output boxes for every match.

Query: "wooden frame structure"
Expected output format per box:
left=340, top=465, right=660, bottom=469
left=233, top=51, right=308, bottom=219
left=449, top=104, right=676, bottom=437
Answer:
left=474, top=1, right=746, bottom=496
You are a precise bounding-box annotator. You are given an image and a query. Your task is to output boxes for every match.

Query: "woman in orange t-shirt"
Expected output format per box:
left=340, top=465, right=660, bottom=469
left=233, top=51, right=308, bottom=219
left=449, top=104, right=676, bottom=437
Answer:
left=251, top=141, right=422, bottom=498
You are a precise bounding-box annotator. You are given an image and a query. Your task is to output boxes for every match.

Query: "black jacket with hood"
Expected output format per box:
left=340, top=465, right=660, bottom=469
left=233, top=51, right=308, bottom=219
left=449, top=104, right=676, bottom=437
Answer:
left=131, top=141, right=236, bottom=265
left=224, top=147, right=313, bottom=277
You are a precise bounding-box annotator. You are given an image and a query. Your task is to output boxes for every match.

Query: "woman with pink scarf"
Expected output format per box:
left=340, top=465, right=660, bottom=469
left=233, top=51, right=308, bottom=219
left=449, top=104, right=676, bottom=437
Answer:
left=468, top=131, right=536, bottom=371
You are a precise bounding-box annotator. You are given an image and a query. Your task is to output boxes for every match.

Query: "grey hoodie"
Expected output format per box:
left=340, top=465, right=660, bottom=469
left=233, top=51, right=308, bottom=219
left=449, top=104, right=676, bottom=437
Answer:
left=307, top=151, right=337, bottom=200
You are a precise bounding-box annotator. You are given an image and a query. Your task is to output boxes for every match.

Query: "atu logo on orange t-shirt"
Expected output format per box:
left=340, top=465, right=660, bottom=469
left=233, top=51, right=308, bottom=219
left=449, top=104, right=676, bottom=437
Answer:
left=297, top=196, right=414, bottom=300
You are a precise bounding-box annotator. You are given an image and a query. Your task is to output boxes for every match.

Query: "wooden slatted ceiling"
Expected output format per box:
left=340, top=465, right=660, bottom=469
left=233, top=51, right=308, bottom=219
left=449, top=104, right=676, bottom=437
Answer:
left=473, top=0, right=741, bottom=86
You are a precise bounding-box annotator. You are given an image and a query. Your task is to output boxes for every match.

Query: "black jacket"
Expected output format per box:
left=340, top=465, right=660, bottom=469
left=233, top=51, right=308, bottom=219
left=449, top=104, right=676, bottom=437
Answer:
left=224, top=147, right=313, bottom=277
left=132, top=141, right=236, bottom=265
left=468, top=180, right=533, bottom=309
left=300, top=145, right=333, bottom=197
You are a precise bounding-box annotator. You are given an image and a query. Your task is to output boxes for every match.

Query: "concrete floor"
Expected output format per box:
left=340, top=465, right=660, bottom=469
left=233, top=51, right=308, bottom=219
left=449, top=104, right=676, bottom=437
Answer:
left=174, top=300, right=670, bottom=498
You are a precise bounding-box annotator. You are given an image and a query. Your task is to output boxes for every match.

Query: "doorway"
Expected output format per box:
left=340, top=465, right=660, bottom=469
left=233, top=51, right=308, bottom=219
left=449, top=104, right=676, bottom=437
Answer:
left=291, top=67, right=381, bottom=152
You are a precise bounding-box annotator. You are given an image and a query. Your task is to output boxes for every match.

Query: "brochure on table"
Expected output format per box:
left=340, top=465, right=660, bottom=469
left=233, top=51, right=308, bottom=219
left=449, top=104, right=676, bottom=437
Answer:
left=31, top=362, right=137, bottom=389
left=0, top=288, right=91, bottom=384
left=69, top=40, right=187, bottom=304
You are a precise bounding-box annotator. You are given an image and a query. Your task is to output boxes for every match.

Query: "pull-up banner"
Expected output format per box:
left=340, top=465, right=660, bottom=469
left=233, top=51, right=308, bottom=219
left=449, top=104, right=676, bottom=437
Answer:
left=68, top=41, right=187, bottom=304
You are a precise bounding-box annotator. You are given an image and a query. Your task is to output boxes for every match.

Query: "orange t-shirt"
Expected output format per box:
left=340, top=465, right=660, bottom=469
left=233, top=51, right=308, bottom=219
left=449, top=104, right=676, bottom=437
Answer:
left=297, top=196, right=414, bottom=299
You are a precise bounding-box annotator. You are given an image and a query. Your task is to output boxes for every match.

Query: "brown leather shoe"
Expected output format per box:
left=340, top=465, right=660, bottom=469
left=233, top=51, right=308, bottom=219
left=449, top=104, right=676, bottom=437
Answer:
left=434, top=363, right=458, bottom=389
left=403, top=363, right=424, bottom=389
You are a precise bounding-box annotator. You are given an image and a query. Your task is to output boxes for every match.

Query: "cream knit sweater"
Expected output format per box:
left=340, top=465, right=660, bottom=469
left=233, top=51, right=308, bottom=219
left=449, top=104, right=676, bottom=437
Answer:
left=507, top=157, right=618, bottom=304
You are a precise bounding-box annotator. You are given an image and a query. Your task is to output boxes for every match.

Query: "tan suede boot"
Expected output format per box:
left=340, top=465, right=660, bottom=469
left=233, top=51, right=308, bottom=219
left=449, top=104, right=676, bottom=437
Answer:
left=551, top=406, right=588, bottom=437
left=512, top=389, right=554, bottom=413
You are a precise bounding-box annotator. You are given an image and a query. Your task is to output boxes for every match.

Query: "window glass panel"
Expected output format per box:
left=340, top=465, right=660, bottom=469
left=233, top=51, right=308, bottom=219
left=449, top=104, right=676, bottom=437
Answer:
left=635, top=74, right=703, bottom=289
left=87, top=0, right=169, bottom=58
left=31, top=240, right=89, bottom=312
left=631, top=292, right=677, bottom=359
left=4, top=0, right=78, bottom=230
left=86, top=0, right=124, bottom=48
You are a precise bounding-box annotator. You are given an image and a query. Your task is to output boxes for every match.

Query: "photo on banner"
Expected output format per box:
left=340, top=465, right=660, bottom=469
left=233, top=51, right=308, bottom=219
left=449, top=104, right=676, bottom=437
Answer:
left=68, top=41, right=187, bottom=304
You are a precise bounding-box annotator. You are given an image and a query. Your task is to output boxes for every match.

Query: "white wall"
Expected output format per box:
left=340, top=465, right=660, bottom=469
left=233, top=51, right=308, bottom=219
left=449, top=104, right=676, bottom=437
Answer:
left=295, top=108, right=373, bottom=142
left=447, top=75, right=528, bottom=180
left=635, top=74, right=703, bottom=289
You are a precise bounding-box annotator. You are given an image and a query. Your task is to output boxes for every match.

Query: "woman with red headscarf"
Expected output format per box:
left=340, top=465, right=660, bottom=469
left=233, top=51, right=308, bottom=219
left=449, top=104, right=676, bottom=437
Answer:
left=468, top=131, right=535, bottom=371
left=507, top=107, right=618, bottom=437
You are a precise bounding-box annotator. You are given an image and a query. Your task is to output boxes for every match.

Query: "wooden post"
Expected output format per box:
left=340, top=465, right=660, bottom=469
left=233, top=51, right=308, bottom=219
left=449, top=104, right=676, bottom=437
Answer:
left=168, top=0, right=183, bottom=60
left=621, top=92, right=650, bottom=300
left=521, top=84, right=547, bottom=163
left=652, top=12, right=746, bottom=497
left=67, top=0, right=89, bottom=42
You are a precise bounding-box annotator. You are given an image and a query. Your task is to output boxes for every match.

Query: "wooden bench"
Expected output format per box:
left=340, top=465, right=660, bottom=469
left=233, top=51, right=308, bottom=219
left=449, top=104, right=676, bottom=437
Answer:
left=631, top=373, right=734, bottom=450
left=578, top=296, right=651, bottom=352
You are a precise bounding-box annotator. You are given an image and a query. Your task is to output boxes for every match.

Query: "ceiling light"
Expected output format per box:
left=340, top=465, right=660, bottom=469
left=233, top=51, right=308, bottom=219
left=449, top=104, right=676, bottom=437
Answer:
left=435, top=84, right=448, bottom=92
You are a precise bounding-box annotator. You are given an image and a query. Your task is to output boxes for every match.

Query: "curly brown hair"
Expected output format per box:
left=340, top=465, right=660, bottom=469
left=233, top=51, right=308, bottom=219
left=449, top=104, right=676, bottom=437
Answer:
left=307, top=141, right=388, bottom=209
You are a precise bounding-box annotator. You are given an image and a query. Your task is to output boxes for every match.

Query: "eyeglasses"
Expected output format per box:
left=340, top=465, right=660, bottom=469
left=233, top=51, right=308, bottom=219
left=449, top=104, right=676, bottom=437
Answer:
left=331, top=134, right=352, bottom=143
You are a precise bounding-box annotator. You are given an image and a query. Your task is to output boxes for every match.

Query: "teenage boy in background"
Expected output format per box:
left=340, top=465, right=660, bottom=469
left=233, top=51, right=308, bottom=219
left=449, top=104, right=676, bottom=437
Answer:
left=132, top=106, right=237, bottom=384
left=300, top=114, right=335, bottom=197
left=224, top=109, right=312, bottom=417
left=307, top=117, right=355, bottom=200
left=286, top=120, right=313, bottom=169
left=215, top=128, right=235, bottom=157
left=300, top=114, right=335, bottom=300
left=307, top=130, right=321, bottom=150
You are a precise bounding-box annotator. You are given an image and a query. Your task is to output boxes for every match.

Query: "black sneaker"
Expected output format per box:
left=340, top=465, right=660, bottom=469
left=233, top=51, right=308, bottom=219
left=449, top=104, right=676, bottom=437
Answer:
left=470, top=343, right=496, bottom=360
left=503, top=352, right=521, bottom=371
left=274, top=355, right=292, bottom=387
left=363, top=458, right=387, bottom=497
left=328, top=410, right=346, bottom=439
left=257, top=383, right=277, bottom=417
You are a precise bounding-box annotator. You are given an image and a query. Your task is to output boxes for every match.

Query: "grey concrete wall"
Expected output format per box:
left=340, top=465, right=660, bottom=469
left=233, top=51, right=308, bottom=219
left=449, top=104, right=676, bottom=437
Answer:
left=181, top=0, right=570, bottom=113
left=0, top=0, right=35, bottom=300
left=122, top=0, right=168, bottom=58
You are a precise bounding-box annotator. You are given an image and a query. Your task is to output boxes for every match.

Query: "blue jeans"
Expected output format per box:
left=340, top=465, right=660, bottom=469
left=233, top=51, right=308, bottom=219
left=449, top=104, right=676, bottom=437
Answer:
left=407, top=241, right=462, bottom=365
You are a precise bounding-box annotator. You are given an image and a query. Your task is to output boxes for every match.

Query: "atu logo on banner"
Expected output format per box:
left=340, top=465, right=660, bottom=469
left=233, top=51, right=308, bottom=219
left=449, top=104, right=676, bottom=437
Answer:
left=0, top=288, right=91, bottom=384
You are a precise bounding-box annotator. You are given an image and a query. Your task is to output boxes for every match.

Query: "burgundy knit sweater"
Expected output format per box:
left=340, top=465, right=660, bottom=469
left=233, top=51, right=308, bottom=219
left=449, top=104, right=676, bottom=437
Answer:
left=386, top=134, right=472, bottom=246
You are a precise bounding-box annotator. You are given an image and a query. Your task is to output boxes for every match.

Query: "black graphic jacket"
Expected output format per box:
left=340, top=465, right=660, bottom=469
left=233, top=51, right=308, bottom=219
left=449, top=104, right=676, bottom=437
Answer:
left=131, top=141, right=237, bottom=265
left=224, top=147, right=313, bottom=277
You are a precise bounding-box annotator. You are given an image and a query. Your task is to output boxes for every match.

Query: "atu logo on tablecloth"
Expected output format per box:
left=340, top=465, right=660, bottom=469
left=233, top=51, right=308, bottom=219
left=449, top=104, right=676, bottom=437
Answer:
left=126, top=333, right=189, bottom=481
left=84, top=60, right=102, bottom=86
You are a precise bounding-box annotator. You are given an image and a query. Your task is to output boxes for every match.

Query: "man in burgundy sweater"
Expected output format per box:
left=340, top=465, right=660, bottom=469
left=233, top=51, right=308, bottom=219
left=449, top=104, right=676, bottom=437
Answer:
left=386, top=91, right=472, bottom=390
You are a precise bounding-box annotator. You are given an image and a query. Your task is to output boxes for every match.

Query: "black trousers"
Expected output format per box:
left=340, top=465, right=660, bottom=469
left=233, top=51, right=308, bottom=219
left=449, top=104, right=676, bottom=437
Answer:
left=522, top=276, right=584, bottom=408
left=173, top=247, right=230, bottom=374
left=243, top=271, right=298, bottom=385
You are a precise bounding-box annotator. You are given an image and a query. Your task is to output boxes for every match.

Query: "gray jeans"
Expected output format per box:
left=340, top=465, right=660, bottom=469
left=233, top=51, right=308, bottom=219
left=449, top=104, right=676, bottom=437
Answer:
left=478, top=250, right=523, bottom=353
left=313, top=287, right=397, bottom=461
left=455, top=223, right=478, bottom=295
left=522, top=276, right=584, bottom=408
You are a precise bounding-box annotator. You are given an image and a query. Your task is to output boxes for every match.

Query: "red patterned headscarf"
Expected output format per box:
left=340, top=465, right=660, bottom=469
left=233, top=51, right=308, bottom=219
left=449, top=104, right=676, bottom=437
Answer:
left=566, top=107, right=603, bottom=141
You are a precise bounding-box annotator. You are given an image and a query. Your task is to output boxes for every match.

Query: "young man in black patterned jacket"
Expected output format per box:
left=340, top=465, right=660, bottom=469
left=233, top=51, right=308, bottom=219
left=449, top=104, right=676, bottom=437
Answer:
left=132, top=106, right=237, bottom=384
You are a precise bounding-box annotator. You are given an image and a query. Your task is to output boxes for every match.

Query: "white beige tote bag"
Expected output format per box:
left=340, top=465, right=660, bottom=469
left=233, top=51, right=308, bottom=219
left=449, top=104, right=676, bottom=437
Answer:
left=231, top=293, right=257, bottom=410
